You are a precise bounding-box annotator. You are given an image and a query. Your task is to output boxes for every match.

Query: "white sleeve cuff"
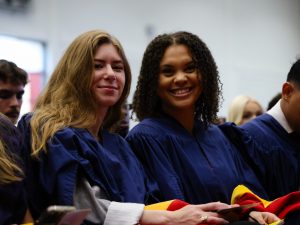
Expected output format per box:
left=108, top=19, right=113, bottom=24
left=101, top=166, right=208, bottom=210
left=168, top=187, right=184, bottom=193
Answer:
left=103, top=201, right=145, bottom=225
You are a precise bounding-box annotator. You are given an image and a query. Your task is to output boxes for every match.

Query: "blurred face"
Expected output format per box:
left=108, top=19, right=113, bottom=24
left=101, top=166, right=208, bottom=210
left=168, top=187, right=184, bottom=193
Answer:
left=282, top=82, right=300, bottom=133
left=240, top=101, right=263, bottom=125
left=91, top=43, right=125, bottom=109
left=157, top=44, right=202, bottom=115
left=0, top=81, right=24, bottom=124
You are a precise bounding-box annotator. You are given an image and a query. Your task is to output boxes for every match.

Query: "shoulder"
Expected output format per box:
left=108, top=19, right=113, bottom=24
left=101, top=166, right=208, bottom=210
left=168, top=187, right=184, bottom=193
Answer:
left=0, top=114, right=22, bottom=155
left=103, top=130, right=128, bottom=145
left=129, top=117, right=178, bottom=138
left=242, top=113, right=281, bottom=135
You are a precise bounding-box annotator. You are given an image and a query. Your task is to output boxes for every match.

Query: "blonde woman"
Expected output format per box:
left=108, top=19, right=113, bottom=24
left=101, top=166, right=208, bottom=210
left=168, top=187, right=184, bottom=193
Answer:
left=227, top=95, right=263, bottom=125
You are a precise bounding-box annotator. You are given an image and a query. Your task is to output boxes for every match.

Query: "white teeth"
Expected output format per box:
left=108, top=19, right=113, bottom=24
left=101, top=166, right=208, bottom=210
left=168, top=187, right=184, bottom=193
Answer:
left=173, top=88, right=190, bottom=95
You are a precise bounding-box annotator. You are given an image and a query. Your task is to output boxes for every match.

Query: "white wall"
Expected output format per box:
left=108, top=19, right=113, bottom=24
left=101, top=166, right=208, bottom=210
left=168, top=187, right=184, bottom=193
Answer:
left=1, top=0, right=300, bottom=118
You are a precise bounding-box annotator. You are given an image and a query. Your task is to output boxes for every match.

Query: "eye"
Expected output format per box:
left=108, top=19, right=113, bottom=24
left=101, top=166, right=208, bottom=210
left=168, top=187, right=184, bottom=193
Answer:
left=255, top=111, right=263, bottom=116
left=160, top=66, right=174, bottom=76
left=113, top=64, right=124, bottom=72
left=0, top=90, right=14, bottom=99
left=94, top=62, right=104, bottom=70
left=16, top=91, right=24, bottom=100
left=242, top=113, right=252, bottom=119
left=185, top=63, right=196, bottom=73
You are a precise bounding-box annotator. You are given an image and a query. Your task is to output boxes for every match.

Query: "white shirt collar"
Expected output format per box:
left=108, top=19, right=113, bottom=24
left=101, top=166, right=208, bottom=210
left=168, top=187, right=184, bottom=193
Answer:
left=267, top=100, right=293, bottom=133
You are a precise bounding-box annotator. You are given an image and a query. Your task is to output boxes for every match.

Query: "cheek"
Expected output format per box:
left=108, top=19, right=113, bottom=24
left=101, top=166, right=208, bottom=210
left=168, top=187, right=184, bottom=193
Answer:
left=119, top=76, right=126, bottom=93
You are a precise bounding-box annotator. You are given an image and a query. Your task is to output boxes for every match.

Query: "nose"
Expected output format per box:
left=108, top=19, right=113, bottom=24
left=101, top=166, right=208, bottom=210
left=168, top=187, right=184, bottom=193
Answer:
left=105, top=64, right=116, bottom=81
left=173, top=71, right=187, bottom=85
left=9, top=95, right=21, bottom=107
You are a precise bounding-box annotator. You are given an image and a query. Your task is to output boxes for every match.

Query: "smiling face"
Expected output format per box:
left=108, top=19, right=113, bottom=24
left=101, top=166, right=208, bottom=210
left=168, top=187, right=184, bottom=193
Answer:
left=91, top=43, right=125, bottom=111
left=157, top=44, right=202, bottom=116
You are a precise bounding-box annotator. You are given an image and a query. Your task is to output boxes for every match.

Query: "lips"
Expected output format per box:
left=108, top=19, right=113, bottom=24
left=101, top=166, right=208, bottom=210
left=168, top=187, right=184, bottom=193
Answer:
left=98, top=85, right=118, bottom=90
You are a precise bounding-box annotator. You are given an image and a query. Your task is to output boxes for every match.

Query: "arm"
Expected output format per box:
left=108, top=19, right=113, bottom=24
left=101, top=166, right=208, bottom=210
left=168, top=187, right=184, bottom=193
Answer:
left=141, top=202, right=235, bottom=225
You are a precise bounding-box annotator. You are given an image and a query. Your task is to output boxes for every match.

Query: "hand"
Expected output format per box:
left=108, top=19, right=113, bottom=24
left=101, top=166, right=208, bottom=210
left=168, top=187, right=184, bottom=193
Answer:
left=140, top=202, right=234, bottom=225
left=249, top=211, right=280, bottom=225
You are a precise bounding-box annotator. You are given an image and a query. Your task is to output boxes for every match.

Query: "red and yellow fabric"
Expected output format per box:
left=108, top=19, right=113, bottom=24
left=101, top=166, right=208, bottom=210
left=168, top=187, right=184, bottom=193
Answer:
left=231, top=184, right=300, bottom=224
left=144, top=199, right=189, bottom=211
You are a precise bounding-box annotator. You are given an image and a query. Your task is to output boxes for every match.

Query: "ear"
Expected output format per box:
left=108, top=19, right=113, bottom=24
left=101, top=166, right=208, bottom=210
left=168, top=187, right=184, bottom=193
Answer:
left=282, top=82, right=294, bottom=101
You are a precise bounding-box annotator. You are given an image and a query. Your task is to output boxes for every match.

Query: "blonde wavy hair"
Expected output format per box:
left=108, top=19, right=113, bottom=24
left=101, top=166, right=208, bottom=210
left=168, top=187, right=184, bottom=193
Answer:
left=227, top=95, right=263, bottom=125
left=0, top=115, right=23, bottom=184
left=30, top=30, right=131, bottom=157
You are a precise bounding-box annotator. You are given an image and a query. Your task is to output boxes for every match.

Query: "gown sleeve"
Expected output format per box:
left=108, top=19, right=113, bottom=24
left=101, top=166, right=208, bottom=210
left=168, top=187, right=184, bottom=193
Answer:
left=220, top=121, right=300, bottom=200
left=74, top=176, right=144, bottom=225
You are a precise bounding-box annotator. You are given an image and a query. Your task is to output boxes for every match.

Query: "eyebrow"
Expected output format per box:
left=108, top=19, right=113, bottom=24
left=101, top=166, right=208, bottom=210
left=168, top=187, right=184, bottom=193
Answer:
left=94, top=59, right=124, bottom=64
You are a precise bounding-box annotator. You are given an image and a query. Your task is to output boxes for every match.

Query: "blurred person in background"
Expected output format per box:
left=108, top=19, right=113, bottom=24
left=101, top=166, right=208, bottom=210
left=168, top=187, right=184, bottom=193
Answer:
left=227, top=95, right=263, bottom=126
left=0, top=59, right=28, bottom=124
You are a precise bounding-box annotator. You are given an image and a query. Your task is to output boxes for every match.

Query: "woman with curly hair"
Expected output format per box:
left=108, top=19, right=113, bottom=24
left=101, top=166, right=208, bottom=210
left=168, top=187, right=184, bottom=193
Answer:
left=126, top=31, right=280, bottom=224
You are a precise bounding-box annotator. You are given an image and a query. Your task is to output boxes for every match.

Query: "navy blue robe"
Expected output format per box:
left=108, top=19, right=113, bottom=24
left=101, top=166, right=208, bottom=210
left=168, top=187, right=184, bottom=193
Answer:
left=0, top=115, right=27, bottom=225
left=222, top=114, right=300, bottom=200
left=126, top=115, right=268, bottom=204
left=17, top=113, right=159, bottom=219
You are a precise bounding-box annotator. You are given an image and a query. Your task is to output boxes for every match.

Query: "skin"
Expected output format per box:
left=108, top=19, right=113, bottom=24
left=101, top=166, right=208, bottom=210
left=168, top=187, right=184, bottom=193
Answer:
left=157, top=44, right=202, bottom=133
left=141, top=202, right=234, bottom=225
left=0, top=80, right=24, bottom=124
left=241, top=101, right=263, bottom=125
left=88, top=43, right=125, bottom=139
left=156, top=44, right=279, bottom=224
left=281, top=81, right=300, bottom=134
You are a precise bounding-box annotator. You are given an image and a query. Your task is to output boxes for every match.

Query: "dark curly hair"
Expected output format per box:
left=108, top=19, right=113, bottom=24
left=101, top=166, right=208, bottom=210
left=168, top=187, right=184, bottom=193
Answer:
left=132, top=31, right=222, bottom=128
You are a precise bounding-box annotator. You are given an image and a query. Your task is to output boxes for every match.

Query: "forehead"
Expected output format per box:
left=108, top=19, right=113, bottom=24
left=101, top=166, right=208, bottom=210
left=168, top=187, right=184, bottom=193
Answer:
left=94, top=43, right=122, bottom=61
left=0, top=80, right=24, bottom=90
left=244, top=101, right=262, bottom=111
left=160, top=44, right=192, bottom=65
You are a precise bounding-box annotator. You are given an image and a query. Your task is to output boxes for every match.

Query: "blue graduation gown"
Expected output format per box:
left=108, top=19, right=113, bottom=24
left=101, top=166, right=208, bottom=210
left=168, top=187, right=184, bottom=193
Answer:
left=226, top=113, right=300, bottom=200
left=0, top=115, right=27, bottom=224
left=126, top=115, right=268, bottom=204
left=17, top=113, right=159, bottom=219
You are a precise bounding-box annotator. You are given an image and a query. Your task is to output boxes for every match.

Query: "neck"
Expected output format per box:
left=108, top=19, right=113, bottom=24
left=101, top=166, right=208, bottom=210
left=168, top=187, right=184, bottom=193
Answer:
left=88, top=107, right=108, bottom=140
left=163, top=108, right=195, bottom=134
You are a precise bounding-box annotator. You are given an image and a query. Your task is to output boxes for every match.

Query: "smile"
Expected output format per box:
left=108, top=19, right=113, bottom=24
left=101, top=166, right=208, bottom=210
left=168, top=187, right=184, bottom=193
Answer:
left=170, top=87, right=192, bottom=96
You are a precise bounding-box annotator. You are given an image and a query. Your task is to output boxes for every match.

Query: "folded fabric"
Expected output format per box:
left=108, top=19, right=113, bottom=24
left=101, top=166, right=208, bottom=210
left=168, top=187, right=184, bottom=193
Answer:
left=144, top=199, right=189, bottom=211
left=231, top=184, right=300, bottom=224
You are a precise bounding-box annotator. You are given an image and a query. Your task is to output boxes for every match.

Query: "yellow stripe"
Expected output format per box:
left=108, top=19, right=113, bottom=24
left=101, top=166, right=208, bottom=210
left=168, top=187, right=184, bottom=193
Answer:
left=144, top=200, right=174, bottom=210
left=231, top=185, right=271, bottom=207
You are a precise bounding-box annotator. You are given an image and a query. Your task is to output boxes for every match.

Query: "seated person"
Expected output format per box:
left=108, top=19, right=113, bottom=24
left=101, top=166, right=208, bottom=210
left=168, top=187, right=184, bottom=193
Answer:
left=126, top=31, right=279, bottom=224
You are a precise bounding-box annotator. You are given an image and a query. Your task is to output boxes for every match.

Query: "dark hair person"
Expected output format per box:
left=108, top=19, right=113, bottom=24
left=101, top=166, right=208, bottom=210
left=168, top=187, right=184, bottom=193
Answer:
left=0, top=59, right=28, bottom=124
left=127, top=31, right=279, bottom=224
